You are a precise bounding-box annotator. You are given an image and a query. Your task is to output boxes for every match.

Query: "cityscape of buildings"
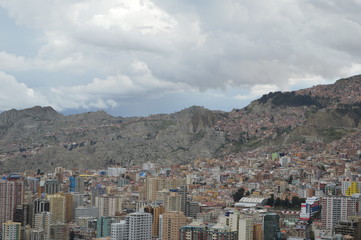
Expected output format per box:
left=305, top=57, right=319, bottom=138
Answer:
left=1, top=141, right=361, bottom=240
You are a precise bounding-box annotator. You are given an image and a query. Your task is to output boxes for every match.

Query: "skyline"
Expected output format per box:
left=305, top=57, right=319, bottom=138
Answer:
left=1, top=1, right=361, bottom=117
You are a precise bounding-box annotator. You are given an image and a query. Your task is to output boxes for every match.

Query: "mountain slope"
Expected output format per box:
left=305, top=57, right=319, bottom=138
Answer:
left=0, top=106, right=226, bottom=172
left=1, top=75, right=361, bottom=173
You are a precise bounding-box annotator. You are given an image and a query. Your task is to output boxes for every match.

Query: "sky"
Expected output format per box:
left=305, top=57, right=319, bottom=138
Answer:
left=0, top=0, right=361, bottom=117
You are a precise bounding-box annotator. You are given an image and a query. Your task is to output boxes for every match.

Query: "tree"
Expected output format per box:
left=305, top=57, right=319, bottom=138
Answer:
left=232, top=187, right=245, bottom=202
left=291, top=196, right=302, bottom=209
left=266, top=194, right=275, bottom=206
left=309, top=230, right=315, bottom=240
left=284, top=197, right=291, bottom=209
left=287, top=175, right=293, bottom=184
left=274, top=197, right=281, bottom=207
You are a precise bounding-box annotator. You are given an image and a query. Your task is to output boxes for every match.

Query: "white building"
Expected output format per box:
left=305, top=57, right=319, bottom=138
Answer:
left=34, top=212, right=51, bottom=240
left=110, top=212, right=152, bottom=240
left=238, top=218, right=253, bottom=240
left=95, top=196, right=123, bottom=217
left=111, top=221, right=128, bottom=240
left=235, top=197, right=267, bottom=208
left=143, top=162, right=155, bottom=170
left=279, top=157, right=290, bottom=167
left=107, top=168, right=127, bottom=177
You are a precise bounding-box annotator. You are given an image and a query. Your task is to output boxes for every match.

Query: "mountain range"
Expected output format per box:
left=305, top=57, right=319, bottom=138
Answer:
left=1, top=74, right=361, bottom=173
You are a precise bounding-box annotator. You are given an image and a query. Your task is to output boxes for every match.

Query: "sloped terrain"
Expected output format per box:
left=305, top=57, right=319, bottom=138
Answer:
left=1, top=75, right=361, bottom=173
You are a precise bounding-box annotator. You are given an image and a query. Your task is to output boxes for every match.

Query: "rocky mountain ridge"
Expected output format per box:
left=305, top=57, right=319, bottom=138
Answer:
left=1, top=75, right=361, bottom=173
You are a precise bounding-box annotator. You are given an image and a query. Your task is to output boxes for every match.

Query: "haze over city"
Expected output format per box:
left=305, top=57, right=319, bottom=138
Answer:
left=1, top=1, right=361, bottom=116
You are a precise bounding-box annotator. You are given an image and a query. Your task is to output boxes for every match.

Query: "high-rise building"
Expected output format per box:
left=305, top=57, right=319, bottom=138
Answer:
left=185, top=202, right=201, bottom=218
left=161, top=211, right=187, bottom=240
left=97, top=216, right=117, bottom=238
left=238, top=218, right=253, bottom=240
left=145, top=178, right=159, bottom=201
left=206, top=223, right=238, bottom=240
left=263, top=213, right=281, bottom=240
left=44, top=180, right=60, bottom=195
left=30, top=228, right=45, bottom=240
left=34, top=198, right=50, bottom=215
left=109, top=196, right=123, bottom=216
left=0, top=181, right=17, bottom=232
left=218, top=211, right=256, bottom=240
left=144, top=205, right=165, bottom=238
left=2, top=221, right=21, bottom=240
left=166, top=192, right=182, bottom=212
left=72, top=192, right=85, bottom=217
left=179, top=221, right=207, bottom=240
left=322, top=195, right=361, bottom=231
left=95, top=195, right=123, bottom=217
left=34, top=212, right=51, bottom=240
left=69, top=177, right=77, bottom=193
left=50, top=223, right=68, bottom=240
left=75, top=206, right=99, bottom=219
left=178, top=186, right=188, bottom=214
left=111, top=221, right=128, bottom=240
left=13, top=208, right=24, bottom=226
left=127, top=212, right=152, bottom=240
left=21, top=203, right=34, bottom=227
left=253, top=222, right=263, bottom=240
left=47, top=195, right=66, bottom=224
left=145, top=177, right=186, bottom=201
left=58, top=193, right=74, bottom=223
left=69, top=176, right=86, bottom=193
left=96, top=196, right=110, bottom=217
left=109, top=212, right=152, bottom=240
left=91, top=185, right=107, bottom=205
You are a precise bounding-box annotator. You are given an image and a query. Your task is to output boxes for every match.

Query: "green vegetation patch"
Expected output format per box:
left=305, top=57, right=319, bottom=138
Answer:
left=321, top=128, right=346, bottom=141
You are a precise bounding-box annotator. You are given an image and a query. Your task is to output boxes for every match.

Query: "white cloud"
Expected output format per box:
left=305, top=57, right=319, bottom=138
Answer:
left=234, top=84, right=280, bottom=101
left=288, top=75, right=330, bottom=89
left=0, top=72, right=48, bottom=110
left=90, top=1, right=176, bottom=34
left=340, top=63, right=361, bottom=77
left=48, top=60, right=192, bottom=110
left=0, top=51, right=28, bottom=70
left=0, top=0, right=361, bottom=114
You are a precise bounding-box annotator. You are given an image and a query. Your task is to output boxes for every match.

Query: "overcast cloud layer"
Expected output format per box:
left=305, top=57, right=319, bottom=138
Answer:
left=0, top=0, right=361, bottom=116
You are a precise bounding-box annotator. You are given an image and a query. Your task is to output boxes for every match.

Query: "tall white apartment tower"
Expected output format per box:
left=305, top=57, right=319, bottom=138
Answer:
left=127, top=212, right=152, bottom=240
left=110, top=212, right=152, bottom=240
left=34, top=212, right=51, bottom=240
left=111, top=221, right=128, bottom=240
